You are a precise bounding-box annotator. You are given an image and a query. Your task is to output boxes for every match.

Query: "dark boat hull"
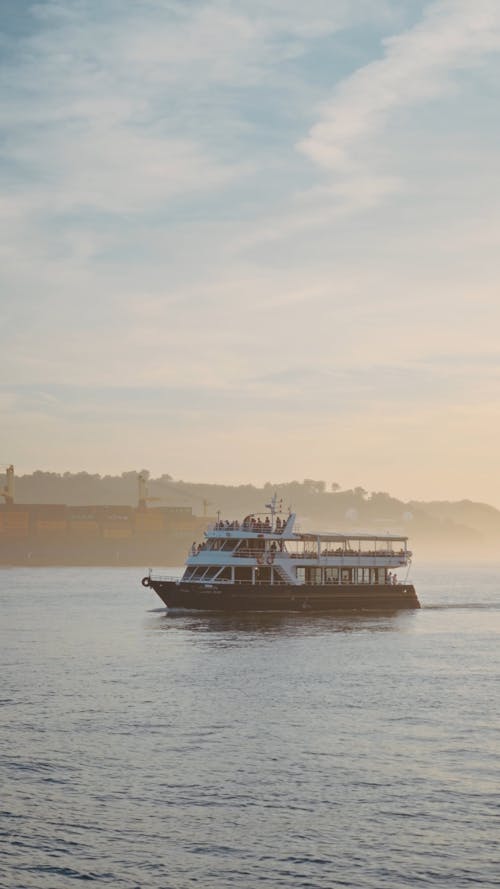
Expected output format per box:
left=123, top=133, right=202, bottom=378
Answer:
left=146, top=580, right=420, bottom=612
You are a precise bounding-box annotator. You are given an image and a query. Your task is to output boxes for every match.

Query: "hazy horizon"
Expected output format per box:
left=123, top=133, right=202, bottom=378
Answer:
left=2, top=2, right=500, bottom=508
left=4, top=467, right=500, bottom=564
left=4, top=465, right=500, bottom=512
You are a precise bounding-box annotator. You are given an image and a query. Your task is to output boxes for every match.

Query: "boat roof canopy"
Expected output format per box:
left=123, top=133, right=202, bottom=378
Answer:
left=299, top=532, right=409, bottom=543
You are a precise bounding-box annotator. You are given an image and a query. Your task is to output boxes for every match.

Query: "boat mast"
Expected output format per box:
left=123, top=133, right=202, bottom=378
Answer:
left=265, top=492, right=282, bottom=531
left=266, top=491, right=278, bottom=531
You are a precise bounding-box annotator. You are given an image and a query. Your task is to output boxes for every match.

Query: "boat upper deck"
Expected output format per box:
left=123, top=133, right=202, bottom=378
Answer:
left=206, top=514, right=409, bottom=550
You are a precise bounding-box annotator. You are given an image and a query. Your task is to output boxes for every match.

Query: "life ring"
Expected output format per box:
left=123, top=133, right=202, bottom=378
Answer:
left=141, top=576, right=150, bottom=587
left=266, top=554, right=274, bottom=565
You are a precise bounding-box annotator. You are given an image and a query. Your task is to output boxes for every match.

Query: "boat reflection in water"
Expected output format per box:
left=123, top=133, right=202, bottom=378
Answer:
left=147, top=609, right=419, bottom=643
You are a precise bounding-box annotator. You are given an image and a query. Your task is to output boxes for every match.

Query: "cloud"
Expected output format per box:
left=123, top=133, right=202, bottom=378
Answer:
left=105, top=0, right=392, bottom=84
left=299, top=0, right=500, bottom=172
left=3, top=340, right=498, bottom=427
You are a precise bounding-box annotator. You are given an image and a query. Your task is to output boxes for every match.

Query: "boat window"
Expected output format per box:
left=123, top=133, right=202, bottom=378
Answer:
left=234, top=566, right=252, bottom=582
left=216, top=567, right=232, bottom=580
left=207, top=538, right=238, bottom=551
left=220, top=539, right=238, bottom=551
left=285, top=540, right=317, bottom=558
left=256, top=566, right=271, bottom=583
left=207, top=539, right=221, bottom=551
left=200, top=567, right=219, bottom=580
left=358, top=567, right=370, bottom=584
left=324, top=567, right=339, bottom=584
left=306, top=567, right=322, bottom=585
left=296, top=567, right=305, bottom=582
left=189, top=567, right=207, bottom=580
left=320, top=542, right=346, bottom=556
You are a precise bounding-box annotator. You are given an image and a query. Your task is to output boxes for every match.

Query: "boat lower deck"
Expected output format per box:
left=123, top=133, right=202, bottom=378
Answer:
left=147, top=579, right=420, bottom=612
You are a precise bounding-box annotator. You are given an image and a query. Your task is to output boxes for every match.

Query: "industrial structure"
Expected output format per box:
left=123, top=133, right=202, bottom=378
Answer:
left=1, top=464, right=14, bottom=506
left=0, top=466, right=211, bottom=566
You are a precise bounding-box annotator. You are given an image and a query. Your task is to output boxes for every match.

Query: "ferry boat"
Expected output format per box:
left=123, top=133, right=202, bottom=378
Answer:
left=142, top=495, right=419, bottom=612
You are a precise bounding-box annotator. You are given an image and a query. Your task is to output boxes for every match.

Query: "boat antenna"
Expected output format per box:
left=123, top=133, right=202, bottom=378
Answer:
left=265, top=492, right=278, bottom=530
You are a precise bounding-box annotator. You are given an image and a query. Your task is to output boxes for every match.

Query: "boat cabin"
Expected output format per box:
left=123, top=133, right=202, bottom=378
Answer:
left=182, top=499, right=411, bottom=588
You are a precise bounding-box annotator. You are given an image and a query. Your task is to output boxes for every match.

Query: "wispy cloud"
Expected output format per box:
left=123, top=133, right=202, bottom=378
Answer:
left=299, top=0, right=500, bottom=172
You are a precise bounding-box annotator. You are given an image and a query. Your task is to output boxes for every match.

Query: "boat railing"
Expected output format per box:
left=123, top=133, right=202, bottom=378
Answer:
left=150, top=574, right=295, bottom=586
left=232, top=549, right=282, bottom=558
left=149, top=575, right=410, bottom=587
left=207, top=525, right=287, bottom=536
left=223, top=578, right=293, bottom=586
left=282, top=549, right=411, bottom=559
left=150, top=574, right=183, bottom=583
left=191, top=549, right=410, bottom=561
left=208, top=517, right=295, bottom=534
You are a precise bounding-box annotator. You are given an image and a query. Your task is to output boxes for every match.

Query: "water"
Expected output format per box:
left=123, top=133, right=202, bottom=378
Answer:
left=1, top=564, right=499, bottom=888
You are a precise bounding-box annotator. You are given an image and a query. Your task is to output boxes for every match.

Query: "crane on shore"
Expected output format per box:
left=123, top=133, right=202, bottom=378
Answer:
left=1, top=464, right=15, bottom=505
left=137, top=471, right=162, bottom=511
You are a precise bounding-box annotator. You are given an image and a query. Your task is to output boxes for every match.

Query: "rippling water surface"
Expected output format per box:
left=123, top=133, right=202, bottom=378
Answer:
left=1, top=564, right=499, bottom=888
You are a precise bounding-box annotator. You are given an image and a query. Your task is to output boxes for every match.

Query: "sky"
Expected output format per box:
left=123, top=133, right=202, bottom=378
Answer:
left=1, top=0, right=500, bottom=505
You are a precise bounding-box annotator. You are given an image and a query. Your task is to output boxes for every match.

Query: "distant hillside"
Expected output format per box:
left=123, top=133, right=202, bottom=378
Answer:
left=4, top=470, right=500, bottom=557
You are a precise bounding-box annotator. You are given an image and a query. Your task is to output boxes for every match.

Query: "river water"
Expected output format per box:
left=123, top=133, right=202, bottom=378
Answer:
left=1, top=564, right=499, bottom=888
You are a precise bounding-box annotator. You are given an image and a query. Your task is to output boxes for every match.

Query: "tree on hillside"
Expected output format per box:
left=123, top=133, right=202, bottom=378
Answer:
left=303, top=479, right=326, bottom=495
